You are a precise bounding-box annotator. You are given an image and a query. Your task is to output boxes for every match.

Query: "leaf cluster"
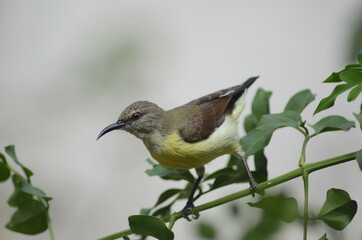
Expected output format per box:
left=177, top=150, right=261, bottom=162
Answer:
left=315, top=55, right=362, bottom=115
left=0, top=145, right=53, bottom=236
left=195, top=188, right=357, bottom=240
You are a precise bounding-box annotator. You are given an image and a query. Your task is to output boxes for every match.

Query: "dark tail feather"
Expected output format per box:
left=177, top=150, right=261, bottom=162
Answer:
left=229, top=76, right=258, bottom=106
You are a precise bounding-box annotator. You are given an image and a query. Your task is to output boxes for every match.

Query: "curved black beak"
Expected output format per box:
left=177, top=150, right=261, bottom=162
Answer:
left=97, top=121, right=125, bottom=140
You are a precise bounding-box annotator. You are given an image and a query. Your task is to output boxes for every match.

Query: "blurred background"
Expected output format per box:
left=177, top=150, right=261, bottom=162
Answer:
left=1, top=0, right=362, bottom=239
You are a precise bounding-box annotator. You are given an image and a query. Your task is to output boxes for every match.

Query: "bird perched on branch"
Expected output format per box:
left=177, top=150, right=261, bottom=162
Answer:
left=97, top=76, right=259, bottom=219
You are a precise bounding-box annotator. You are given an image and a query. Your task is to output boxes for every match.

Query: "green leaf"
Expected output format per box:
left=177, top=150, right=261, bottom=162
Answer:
left=339, top=69, right=362, bottom=84
left=318, top=56, right=362, bottom=114
left=347, top=84, right=362, bottom=102
left=18, top=180, right=49, bottom=199
left=6, top=199, right=48, bottom=235
left=0, top=163, right=11, bottom=182
left=197, top=222, right=216, bottom=239
left=155, top=189, right=181, bottom=206
left=284, top=89, right=315, bottom=113
left=311, top=115, right=355, bottom=135
left=314, top=84, right=353, bottom=114
left=207, top=158, right=247, bottom=189
left=8, top=175, right=33, bottom=207
left=5, top=145, right=33, bottom=179
left=152, top=204, right=172, bottom=217
left=257, top=111, right=302, bottom=130
left=253, top=150, right=268, bottom=183
left=316, top=188, right=358, bottom=230
left=356, top=149, right=362, bottom=172
left=241, top=111, right=302, bottom=156
left=251, top=88, right=272, bottom=121
left=344, top=64, right=362, bottom=69
left=8, top=189, right=33, bottom=207
left=319, top=233, right=328, bottom=240
left=248, top=195, right=298, bottom=223
left=211, top=170, right=248, bottom=190
left=244, top=114, right=258, bottom=133
left=145, top=165, right=194, bottom=183
left=205, top=167, right=239, bottom=181
left=324, top=72, right=342, bottom=83
left=128, top=215, right=174, bottom=240
left=240, top=128, right=273, bottom=156
left=241, top=88, right=273, bottom=153
left=12, top=172, right=24, bottom=184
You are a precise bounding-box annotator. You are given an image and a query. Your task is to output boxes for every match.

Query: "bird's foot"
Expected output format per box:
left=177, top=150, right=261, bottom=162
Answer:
left=182, top=201, right=199, bottom=221
left=249, top=179, right=264, bottom=197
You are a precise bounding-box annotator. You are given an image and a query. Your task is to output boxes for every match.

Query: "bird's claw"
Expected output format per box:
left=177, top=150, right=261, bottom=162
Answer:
left=249, top=181, right=264, bottom=197
left=182, top=202, right=199, bottom=221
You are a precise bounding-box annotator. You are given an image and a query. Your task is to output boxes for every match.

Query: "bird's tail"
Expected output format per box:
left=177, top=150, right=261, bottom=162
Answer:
left=230, top=76, right=258, bottom=121
left=228, top=76, right=258, bottom=107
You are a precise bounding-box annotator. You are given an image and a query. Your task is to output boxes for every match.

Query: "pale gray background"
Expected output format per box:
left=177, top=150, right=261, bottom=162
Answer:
left=1, top=1, right=362, bottom=239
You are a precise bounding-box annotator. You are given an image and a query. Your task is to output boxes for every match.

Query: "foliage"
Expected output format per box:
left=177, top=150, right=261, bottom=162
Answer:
left=314, top=58, right=362, bottom=114
left=0, top=146, right=54, bottom=239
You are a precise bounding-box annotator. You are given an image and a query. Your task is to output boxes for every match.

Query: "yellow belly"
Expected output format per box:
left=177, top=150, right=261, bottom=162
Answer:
left=144, top=117, right=241, bottom=169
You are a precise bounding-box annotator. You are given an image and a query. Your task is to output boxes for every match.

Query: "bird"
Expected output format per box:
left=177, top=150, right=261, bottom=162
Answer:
left=97, top=76, right=259, bottom=219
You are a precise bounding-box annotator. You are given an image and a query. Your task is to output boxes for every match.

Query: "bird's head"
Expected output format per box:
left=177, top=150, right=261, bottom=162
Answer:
left=97, top=101, right=165, bottom=141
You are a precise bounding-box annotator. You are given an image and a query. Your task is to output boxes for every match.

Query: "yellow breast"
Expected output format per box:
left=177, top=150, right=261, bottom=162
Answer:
left=143, top=116, right=241, bottom=170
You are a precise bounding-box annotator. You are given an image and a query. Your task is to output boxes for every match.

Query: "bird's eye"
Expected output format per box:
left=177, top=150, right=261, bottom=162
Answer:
left=131, top=112, right=142, bottom=121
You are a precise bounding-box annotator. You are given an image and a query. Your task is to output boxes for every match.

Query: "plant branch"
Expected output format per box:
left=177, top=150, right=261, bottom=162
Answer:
left=302, top=172, right=309, bottom=240
left=46, top=211, right=55, bottom=240
left=97, top=151, right=357, bottom=240
left=98, top=229, right=133, bottom=240
left=298, top=127, right=310, bottom=240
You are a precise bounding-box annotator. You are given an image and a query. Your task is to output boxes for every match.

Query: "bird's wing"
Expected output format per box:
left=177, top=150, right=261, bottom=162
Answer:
left=178, top=77, right=258, bottom=143
left=177, top=97, right=231, bottom=143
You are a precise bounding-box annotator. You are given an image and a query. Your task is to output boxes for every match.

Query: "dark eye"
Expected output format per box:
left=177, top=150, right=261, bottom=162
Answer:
left=131, top=112, right=142, bottom=121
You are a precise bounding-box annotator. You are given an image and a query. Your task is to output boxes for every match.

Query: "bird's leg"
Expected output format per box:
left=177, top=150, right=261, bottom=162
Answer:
left=234, top=151, right=260, bottom=196
left=182, top=166, right=205, bottom=221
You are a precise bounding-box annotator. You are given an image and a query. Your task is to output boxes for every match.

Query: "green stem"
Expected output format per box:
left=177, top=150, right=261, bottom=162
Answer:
left=298, top=137, right=308, bottom=166
left=302, top=172, right=309, bottom=240
left=97, top=151, right=357, bottom=240
left=298, top=128, right=310, bottom=240
left=42, top=199, right=55, bottom=240
left=298, top=125, right=309, bottom=166
left=98, top=229, right=133, bottom=240
left=47, top=212, right=56, bottom=240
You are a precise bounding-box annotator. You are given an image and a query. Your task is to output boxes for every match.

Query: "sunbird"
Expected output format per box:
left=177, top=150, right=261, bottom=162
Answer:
left=97, top=76, right=259, bottom=219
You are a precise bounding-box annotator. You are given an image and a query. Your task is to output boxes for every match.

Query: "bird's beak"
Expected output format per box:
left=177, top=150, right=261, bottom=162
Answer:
left=97, top=121, right=125, bottom=140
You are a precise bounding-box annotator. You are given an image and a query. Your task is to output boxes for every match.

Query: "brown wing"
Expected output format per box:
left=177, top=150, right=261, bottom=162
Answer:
left=177, top=76, right=258, bottom=143
left=177, top=97, right=231, bottom=142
